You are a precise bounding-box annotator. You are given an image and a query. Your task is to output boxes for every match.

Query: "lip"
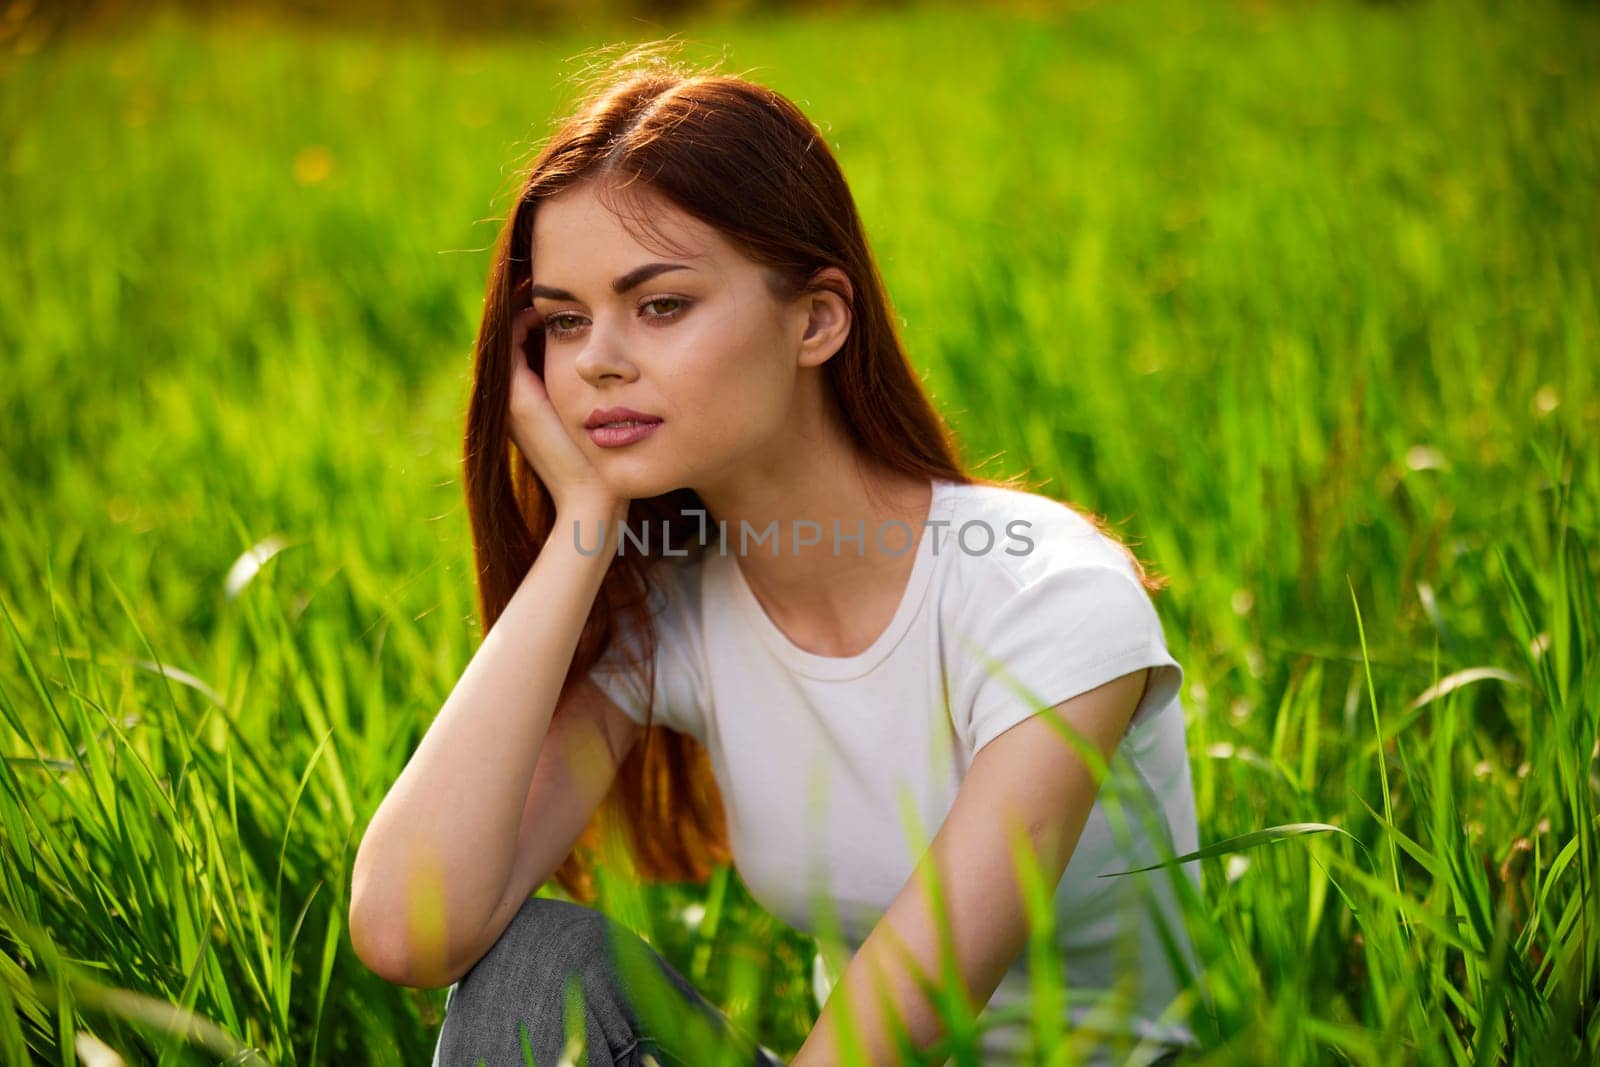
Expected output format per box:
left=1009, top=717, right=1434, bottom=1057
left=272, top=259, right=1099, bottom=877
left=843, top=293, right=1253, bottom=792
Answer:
left=587, top=421, right=663, bottom=448
left=585, top=406, right=663, bottom=430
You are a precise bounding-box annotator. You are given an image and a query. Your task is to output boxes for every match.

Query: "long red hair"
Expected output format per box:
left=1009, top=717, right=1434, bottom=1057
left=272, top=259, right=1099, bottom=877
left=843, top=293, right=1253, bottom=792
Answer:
left=460, top=42, right=1164, bottom=903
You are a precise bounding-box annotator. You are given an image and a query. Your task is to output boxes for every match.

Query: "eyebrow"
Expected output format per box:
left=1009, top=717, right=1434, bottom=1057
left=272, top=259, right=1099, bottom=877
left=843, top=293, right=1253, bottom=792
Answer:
left=529, top=262, right=697, bottom=302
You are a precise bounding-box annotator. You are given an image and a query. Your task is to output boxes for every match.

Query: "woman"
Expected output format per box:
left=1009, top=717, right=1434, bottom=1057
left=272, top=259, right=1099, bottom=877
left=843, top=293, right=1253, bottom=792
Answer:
left=350, top=42, right=1207, bottom=1067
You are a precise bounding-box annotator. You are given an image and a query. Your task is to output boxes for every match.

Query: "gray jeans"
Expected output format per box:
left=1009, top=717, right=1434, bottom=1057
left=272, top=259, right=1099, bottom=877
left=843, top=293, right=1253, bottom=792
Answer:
left=430, top=895, right=788, bottom=1067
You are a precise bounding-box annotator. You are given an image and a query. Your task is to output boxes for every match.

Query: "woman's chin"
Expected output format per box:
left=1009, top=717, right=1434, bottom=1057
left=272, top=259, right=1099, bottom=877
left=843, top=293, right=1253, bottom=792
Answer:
left=598, top=468, right=672, bottom=504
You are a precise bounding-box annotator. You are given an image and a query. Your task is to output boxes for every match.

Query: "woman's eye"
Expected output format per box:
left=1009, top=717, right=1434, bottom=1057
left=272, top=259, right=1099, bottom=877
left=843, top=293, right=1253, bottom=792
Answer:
left=542, top=298, right=690, bottom=341
left=543, top=313, right=582, bottom=338
left=643, top=297, right=689, bottom=319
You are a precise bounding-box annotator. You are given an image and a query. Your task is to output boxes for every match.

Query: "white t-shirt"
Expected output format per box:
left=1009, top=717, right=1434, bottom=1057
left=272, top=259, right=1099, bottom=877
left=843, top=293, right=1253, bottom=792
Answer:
left=589, top=478, right=1206, bottom=1066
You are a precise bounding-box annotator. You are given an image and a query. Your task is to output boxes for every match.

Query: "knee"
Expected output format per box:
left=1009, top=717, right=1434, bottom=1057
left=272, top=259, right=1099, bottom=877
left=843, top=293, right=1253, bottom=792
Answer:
left=435, top=897, right=633, bottom=1063
left=450, top=896, right=622, bottom=1010
left=500, top=896, right=609, bottom=958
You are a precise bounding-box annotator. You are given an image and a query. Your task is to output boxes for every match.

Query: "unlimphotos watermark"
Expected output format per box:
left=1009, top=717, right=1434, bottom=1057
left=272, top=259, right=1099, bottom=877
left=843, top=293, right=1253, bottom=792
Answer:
left=570, top=509, right=1038, bottom=558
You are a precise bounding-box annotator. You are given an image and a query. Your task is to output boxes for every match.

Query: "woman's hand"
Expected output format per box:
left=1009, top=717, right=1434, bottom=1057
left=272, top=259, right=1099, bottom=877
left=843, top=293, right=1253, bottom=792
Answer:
left=505, top=279, right=626, bottom=519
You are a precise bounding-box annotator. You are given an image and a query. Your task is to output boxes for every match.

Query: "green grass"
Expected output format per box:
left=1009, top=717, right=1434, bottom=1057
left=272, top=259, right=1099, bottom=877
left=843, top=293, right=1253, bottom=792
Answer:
left=1, top=0, right=1597, bottom=1062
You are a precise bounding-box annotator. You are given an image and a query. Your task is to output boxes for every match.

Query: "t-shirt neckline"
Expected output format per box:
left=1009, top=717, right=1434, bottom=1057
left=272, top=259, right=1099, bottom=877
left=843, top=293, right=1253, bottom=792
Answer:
left=722, top=478, right=958, bottom=681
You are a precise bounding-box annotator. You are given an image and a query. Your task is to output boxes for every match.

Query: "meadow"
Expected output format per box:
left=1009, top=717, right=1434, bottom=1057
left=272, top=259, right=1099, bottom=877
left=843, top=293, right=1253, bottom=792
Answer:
left=1, top=0, right=1597, bottom=1063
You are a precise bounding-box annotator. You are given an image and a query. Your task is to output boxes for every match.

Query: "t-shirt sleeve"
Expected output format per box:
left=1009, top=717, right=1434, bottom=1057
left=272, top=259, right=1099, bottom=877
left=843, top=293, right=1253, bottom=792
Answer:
left=586, top=562, right=710, bottom=744
left=955, top=561, right=1184, bottom=758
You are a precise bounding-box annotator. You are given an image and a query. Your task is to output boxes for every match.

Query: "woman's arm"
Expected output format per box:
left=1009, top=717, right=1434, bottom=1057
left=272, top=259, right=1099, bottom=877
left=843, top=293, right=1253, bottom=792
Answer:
left=348, top=494, right=625, bottom=988
left=793, top=668, right=1151, bottom=1066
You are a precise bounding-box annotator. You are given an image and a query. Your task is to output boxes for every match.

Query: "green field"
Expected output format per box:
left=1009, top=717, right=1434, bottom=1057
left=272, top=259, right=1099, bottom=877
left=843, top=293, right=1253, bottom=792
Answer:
left=2, top=0, right=1597, bottom=1063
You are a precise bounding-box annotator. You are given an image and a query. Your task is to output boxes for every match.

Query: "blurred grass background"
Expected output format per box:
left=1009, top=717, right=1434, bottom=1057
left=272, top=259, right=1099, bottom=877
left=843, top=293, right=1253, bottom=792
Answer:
left=1, top=0, right=1597, bottom=1063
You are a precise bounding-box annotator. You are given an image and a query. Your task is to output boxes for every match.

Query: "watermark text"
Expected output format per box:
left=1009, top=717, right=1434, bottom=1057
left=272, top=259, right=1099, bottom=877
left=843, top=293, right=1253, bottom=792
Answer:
left=570, top=509, right=1037, bottom=558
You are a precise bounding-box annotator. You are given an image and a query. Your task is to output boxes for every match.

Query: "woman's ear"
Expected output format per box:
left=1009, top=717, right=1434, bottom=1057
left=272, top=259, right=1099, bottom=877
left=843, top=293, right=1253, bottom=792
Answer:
left=796, top=267, right=854, bottom=369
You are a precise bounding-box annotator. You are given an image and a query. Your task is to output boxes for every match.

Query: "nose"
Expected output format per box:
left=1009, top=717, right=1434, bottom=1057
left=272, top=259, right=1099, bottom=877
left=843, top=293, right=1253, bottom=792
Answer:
left=572, top=317, right=639, bottom=386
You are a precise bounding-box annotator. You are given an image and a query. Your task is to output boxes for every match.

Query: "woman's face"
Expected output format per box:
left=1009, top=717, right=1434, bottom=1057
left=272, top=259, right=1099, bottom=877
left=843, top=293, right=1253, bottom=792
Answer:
left=529, top=181, right=823, bottom=503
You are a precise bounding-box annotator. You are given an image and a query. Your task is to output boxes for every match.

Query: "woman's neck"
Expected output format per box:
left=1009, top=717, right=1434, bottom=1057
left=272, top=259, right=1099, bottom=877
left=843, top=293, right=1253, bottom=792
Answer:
left=698, top=457, right=935, bottom=659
